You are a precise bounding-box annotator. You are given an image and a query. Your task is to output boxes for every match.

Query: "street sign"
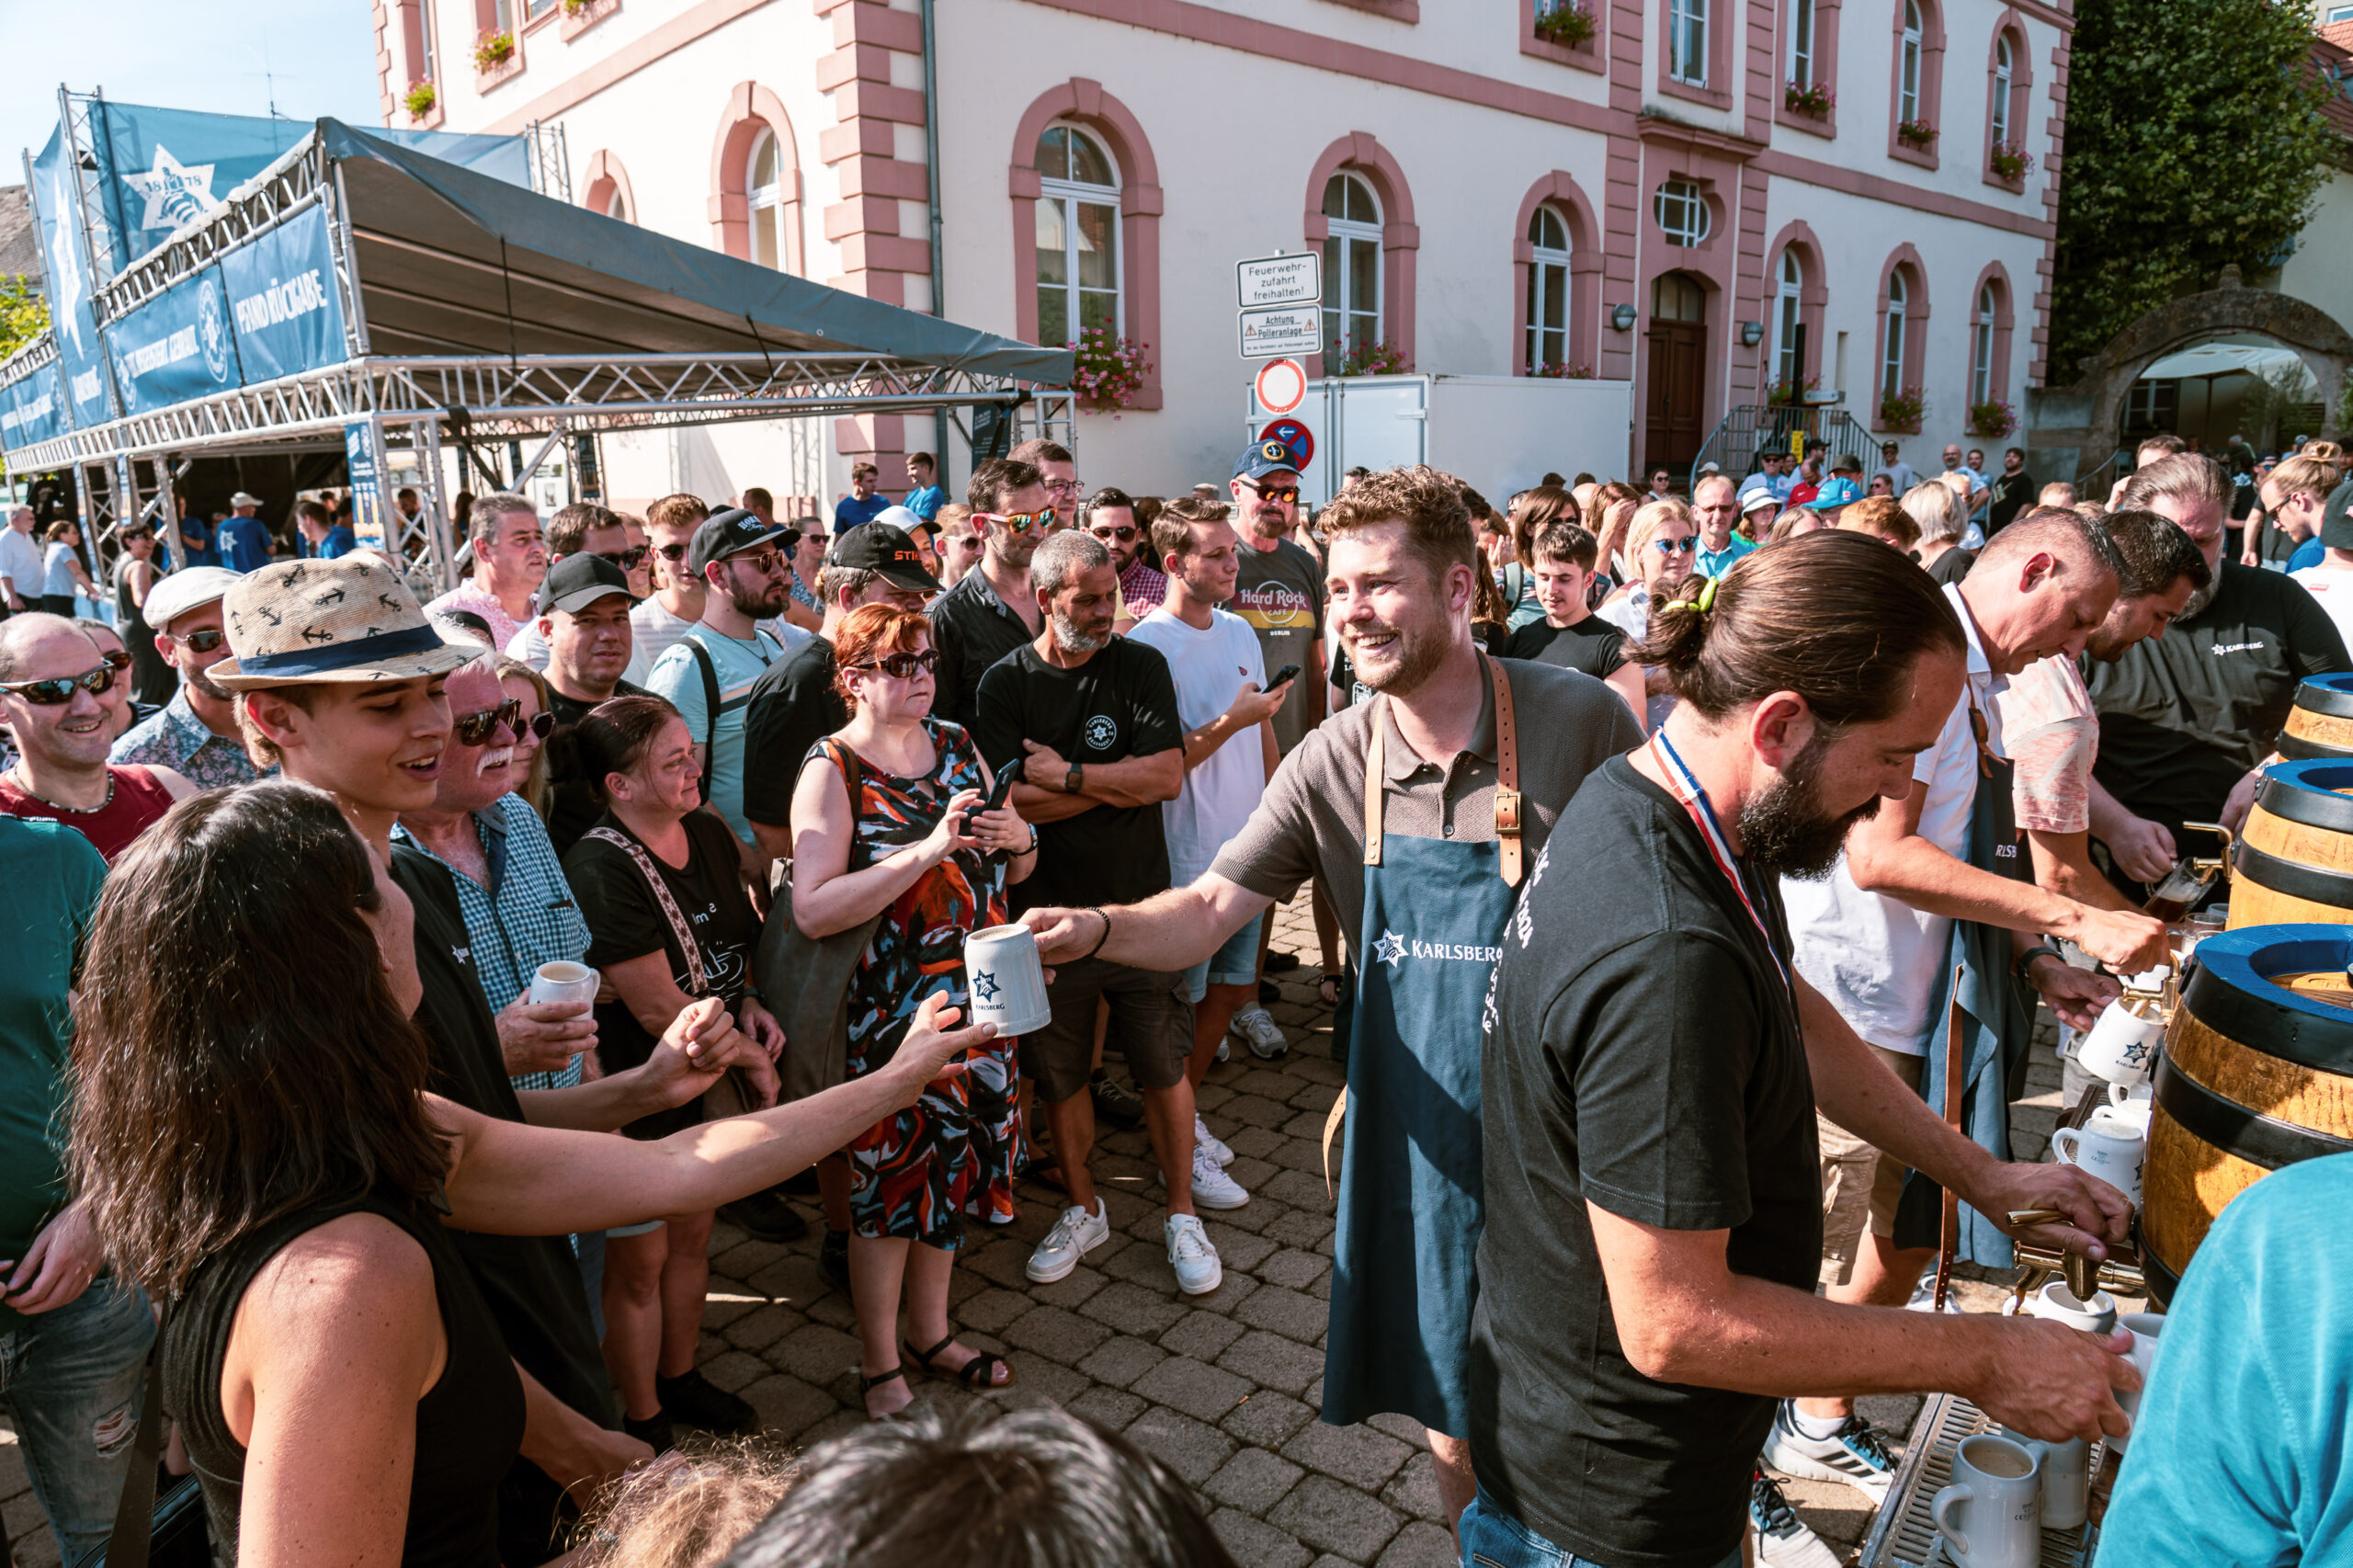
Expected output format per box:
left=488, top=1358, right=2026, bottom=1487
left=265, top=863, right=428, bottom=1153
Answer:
left=1254, top=358, right=1307, bottom=416
left=1259, top=418, right=1314, bottom=470
left=1236, top=252, right=1322, bottom=309
left=1239, top=305, right=1320, bottom=360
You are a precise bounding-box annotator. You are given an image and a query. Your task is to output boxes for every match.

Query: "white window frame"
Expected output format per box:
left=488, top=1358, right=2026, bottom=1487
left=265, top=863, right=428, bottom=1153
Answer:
left=1670, top=0, right=1710, bottom=86
left=746, top=127, right=790, bottom=272
left=1774, top=250, right=1805, bottom=387
left=1883, top=270, right=1909, bottom=401
left=1991, top=34, right=2013, bottom=147
left=1323, top=173, right=1384, bottom=362
left=1654, top=180, right=1711, bottom=248
left=1972, top=282, right=1997, bottom=404
left=1900, top=0, right=1925, bottom=123
left=604, top=184, right=630, bottom=222
left=1789, top=0, right=1816, bottom=85
left=1036, top=122, right=1125, bottom=345
left=1527, top=205, right=1573, bottom=373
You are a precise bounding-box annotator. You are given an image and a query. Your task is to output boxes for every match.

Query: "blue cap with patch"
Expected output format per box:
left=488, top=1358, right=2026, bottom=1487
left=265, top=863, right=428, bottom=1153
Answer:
left=1233, top=438, right=1303, bottom=482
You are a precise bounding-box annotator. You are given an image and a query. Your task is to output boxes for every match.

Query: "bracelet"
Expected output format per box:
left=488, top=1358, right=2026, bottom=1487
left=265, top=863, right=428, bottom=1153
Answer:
left=1017, top=824, right=1040, bottom=856
left=2013, top=943, right=2064, bottom=983
left=1079, top=906, right=1112, bottom=962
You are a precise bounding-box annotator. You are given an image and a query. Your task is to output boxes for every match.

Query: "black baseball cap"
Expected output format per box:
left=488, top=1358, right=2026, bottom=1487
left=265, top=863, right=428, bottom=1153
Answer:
left=1233, top=438, right=1303, bottom=482
left=829, top=521, right=944, bottom=593
left=537, top=551, right=633, bottom=616
left=2322, top=477, right=2353, bottom=551
left=688, top=506, right=798, bottom=574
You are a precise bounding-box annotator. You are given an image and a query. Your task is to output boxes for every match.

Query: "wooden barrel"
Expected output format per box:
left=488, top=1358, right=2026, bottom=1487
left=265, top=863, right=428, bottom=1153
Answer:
left=2143, top=924, right=2353, bottom=1305
left=2278, top=672, right=2353, bottom=761
left=2229, top=758, right=2353, bottom=928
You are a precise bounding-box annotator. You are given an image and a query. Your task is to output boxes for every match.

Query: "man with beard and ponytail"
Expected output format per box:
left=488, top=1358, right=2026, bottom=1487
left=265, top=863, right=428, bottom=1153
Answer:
left=1467, top=531, right=2142, bottom=1568
left=1018, top=468, right=1641, bottom=1531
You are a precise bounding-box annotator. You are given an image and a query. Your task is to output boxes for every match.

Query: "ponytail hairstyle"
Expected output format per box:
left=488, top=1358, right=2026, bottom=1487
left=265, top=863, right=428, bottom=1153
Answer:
left=547, top=693, right=683, bottom=802
left=1631, top=529, right=1966, bottom=729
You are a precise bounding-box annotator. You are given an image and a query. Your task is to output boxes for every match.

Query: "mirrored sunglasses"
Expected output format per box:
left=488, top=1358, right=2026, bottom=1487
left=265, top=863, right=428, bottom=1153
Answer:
left=850, top=649, right=939, bottom=680
left=1653, top=538, right=1699, bottom=556
left=2, top=661, right=119, bottom=705
left=171, top=628, right=228, bottom=653
left=453, top=698, right=524, bottom=746
left=979, top=509, right=1058, bottom=535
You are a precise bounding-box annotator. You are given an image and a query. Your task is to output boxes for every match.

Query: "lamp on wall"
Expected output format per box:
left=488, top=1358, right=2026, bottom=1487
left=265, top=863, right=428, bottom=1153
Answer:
left=1740, top=320, right=1766, bottom=347
left=1610, top=303, right=1638, bottom=332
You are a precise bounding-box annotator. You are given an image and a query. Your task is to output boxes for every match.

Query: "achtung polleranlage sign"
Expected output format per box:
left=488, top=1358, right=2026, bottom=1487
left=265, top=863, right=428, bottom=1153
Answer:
left=1239, top=305, right=1321, bottom=360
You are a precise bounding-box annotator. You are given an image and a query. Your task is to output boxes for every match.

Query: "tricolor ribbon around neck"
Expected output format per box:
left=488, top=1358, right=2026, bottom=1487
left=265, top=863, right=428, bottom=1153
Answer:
left=1648, top=730, right=1796, bottom=1001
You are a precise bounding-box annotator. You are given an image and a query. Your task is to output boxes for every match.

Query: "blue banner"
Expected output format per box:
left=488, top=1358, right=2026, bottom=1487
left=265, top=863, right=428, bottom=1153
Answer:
left=218, top=204, right=346, bottom=384
left=347, top=420, right=389, bottom=551
left=29, top=129, right=115, bottom=430
left=0, top=362, right=69, bottom=451
left=103, top=267, right=238, bottom=415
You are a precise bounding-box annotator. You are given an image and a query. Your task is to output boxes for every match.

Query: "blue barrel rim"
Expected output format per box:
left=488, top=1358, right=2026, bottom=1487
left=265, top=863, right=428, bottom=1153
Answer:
left=2296, top=672, right=2353, bottom=720
left=2255, top=757, right=2353, bottom=835
left=2181, top=923, right=2353, bottom=1075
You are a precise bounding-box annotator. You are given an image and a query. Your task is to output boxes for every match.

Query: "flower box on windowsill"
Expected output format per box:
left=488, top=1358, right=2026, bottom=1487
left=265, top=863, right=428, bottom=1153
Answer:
left=1784, top=80, right=1834, bottom=118
left=1896, top=119, right=1938, bottom=150
left=474, top=29, right=521, bottom=89
left=1967, top=399, right=2018, bottom=439
left=1877, top=386, right=1927, bottom=435
left=403, top=81, right=439, bottom=125
left=561, top=0, right=619, bottom=40
left=1522, top=0, right=1604, bottom=70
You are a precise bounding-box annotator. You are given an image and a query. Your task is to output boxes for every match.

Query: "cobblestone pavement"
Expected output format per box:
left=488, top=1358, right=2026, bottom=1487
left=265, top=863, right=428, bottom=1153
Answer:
left=1, top=892, right=2119, bottom=1568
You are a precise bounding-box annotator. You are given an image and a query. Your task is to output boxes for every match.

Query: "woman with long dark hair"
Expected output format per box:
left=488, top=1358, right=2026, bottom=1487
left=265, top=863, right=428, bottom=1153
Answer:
left=69, top=781, right=987, bottom=1566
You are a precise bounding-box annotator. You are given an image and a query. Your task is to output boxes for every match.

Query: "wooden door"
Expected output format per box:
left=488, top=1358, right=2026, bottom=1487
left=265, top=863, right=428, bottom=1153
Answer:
left=1645, top=323, right=1706, bottom=477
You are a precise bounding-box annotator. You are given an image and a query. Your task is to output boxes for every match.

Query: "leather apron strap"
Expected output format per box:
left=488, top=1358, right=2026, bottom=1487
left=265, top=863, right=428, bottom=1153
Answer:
left=1362, top=655, right=1522, bottom=886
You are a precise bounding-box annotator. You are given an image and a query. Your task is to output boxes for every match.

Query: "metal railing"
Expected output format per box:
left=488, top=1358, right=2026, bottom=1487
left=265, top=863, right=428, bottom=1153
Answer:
left=1691, top=403, right=1879, bottom=484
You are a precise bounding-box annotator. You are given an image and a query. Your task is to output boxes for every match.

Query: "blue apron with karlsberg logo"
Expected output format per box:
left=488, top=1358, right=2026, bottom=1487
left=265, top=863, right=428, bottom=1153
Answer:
left=1321, top=659, right=1523, bottom=1437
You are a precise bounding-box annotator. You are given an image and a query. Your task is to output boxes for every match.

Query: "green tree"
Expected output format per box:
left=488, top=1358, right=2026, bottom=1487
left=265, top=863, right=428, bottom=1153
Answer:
left=0, top=275, right=47, bottom=363
left=2050, top=0, right=2335, bottom=380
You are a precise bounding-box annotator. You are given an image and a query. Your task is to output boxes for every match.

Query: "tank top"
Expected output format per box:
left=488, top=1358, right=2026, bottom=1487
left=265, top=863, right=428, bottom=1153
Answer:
left=0, top=763, right=176, bottom=863
left=162, top=1194, right=524, bottom=1568
left=114, top=556, right=177, bottom=709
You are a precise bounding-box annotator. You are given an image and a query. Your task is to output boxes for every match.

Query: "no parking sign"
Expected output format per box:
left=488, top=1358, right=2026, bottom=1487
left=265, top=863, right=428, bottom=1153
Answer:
left=1259, top=418, right=1314, bottom=471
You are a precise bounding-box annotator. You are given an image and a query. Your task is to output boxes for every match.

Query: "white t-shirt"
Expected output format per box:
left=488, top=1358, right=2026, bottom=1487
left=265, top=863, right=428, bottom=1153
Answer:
left=0, top=528, right=44, bottom=602
left=1781, top=583, right=2006, bottom=1054
left=1125, top=606, right=1267, bottom=885
left=2290, top=564, right=2353, bottom=650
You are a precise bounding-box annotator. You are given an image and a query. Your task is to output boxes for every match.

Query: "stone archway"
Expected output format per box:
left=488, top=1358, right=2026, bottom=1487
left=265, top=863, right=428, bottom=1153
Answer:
left=2028, top=267, right=2353, bottom=482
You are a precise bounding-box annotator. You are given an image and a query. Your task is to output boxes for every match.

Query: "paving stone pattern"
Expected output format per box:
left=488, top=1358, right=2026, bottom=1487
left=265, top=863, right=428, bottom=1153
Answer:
left=0, top=892, right=2101, bottom=1567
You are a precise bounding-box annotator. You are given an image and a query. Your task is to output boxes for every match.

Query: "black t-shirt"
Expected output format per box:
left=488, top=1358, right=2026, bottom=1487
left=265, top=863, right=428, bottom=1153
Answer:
left=1926, top=547, right=1977, bottom=585
left=1985, top=470, right=2035, bottom=534
left=1503, top=615, right=1627, bottom=677
left=562, top=811, right=760, bottom=1140
left=741, top=637, right=845, bottom=827
left=1471, top=757, right=1819, bottom=1567
left=542, top=678, right=651, bottom=858
left=971, top=638, right=1183, bottom=911
left=2088, top=562, right=2350, bottom=835
left=388, top=847, right=618, bottom=1428
left=926, top=570, right=1036, bottom=732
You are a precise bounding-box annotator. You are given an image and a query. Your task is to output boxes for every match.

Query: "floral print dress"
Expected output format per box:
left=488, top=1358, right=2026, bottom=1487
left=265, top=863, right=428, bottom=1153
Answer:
left=820, top=719, right=1021, bottom=1245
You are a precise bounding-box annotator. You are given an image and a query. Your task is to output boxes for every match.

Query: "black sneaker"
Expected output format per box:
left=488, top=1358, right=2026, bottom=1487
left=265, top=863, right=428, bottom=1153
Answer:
left=821, top=1227, right=852, bottom=1292
left=656, top=1367, right=756, bottom=1435
left=1257, top=978, right=1281, bottom=1004
left=718, top=1187, right=808, bottom=1244
left=1090, top=1071, right=1146, bottom=1129
left=622, top=1410, right=675, bottom=1453
left=1263, top=950, right=1302, bottom=972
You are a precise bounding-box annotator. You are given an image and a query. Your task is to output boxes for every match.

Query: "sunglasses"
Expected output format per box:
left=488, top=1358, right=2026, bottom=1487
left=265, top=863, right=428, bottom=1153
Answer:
left=170, top=628, right=228, bottom=653
left=656, top=541, right=689, bottom=561
left=978, top=508, right=1058, bottom=535
left=1242, top=483, right=1300, bottom=504
left=1652, top=538, right=1699, bottom=556
left=593, top=546, right=651, bottom=571
left=454, top=698, right=525, bottom=746
left=730, top=549, right=788, bottom=574
left=1089, top=523, right=1140, bottom=542
left=2, top=661, right=119, bottom=705
left=849, top=649, right=939, bottom=680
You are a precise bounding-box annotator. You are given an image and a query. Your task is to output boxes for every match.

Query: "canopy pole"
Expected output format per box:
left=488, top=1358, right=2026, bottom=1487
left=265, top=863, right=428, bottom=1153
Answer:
left=410, top=417, right=457, bottom=592
left=152, top=453, right=185, bottom=572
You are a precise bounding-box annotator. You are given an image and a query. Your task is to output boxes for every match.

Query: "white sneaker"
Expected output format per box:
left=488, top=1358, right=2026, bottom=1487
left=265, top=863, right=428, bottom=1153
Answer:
left=1215, top=1037, right=1230, bottom=1062
left=1189, top=1145, right=1250, bottom=1209
left=1165, top=1213, right=1222, bottom=1294
left=1230, top=1006, right=1289, bottom=1060
left=1748, top=1469, right=1841, bottom=1568
left=1194, top=1113, right=1235, bottom=1167
left=1761, top=1399, right=1896, bottom=1505
left=1025, top=1199, right=1109, bottom=1283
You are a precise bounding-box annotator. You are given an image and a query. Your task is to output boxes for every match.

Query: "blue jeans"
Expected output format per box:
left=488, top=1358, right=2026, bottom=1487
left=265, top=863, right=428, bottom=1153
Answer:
left=1460, top=1489, right=1741, bottom=1568
left=0, top=1275, right=156, bottom=1562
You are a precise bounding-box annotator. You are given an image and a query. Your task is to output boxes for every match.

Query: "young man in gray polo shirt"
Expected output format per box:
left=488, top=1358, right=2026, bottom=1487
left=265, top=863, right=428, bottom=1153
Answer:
left=1021, top=467, right=1641, bottom=1530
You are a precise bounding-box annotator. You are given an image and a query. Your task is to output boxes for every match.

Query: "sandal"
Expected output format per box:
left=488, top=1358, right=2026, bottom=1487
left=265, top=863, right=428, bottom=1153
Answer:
left=1316, top=973, right=1341, bottom=1007
left=859, top=1365, right=909, bottom=1419
left=904, top=1333, right=1016, bottom=1390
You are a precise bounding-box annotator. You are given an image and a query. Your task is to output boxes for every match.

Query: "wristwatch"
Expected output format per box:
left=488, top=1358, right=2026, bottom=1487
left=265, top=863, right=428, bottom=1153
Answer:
left=1065, top=762, right=1085, bottom=794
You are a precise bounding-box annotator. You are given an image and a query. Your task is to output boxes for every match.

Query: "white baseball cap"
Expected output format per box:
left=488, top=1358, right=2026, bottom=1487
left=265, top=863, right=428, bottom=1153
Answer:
left=142, top=566, right=244, bottom=632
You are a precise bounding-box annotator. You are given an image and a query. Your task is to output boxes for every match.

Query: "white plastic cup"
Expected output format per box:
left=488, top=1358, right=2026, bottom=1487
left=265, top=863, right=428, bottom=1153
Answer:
left=962, top=925, right=1053, bottom=1036
left=529, top=960, right=600, bottom=1010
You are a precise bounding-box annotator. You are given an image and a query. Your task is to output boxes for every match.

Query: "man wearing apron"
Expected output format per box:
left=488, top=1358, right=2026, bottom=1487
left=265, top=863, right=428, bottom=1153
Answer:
left=1771, top=517, right=2169, bottom=1519
left=1021, top=467, right=1643, bottom=1526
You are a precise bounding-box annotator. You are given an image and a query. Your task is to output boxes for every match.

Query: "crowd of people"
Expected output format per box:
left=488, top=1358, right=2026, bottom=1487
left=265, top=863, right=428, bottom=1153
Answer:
left=0, top=426, right=2344, bottom=1568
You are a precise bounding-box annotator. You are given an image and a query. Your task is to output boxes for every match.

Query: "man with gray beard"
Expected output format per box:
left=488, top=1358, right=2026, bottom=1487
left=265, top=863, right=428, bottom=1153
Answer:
left=968, top=531, right=1204, bottom=1295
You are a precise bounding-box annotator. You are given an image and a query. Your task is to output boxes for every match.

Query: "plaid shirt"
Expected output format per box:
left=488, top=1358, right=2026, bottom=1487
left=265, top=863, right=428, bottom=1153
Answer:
left=393, top=792, right=592, bottom=1092
left=1120, top=556, right=1169, bottom=618
left=109, top=688, right=272, bottom=789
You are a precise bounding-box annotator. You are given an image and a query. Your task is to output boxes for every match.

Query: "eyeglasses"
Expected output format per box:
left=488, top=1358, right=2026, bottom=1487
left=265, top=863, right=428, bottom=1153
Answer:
left=849, top=649, right=939, bottom=680
left=453, top=698, right=524, bottom=746
left=1652, top=538, right=1699, bottom=556
left=170, top=628, right=228, bottom=653
left=592, top=546, right=651, bottom=571
left=1042, top=476, right=1084, bottom=494
left=977, top=508, right=1057, bottom=535
left=1089, top=523, right=1140, bottom=542
left=1, top=661, right=118, bottom=705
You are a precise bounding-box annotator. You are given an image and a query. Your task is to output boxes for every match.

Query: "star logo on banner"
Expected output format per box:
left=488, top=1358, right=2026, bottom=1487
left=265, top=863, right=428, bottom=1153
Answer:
left=1372, top=930, right=1408, bottom=970
left=123, top=143, right=221, bottom=233
left=972, top=971, right=1001, bottom=1003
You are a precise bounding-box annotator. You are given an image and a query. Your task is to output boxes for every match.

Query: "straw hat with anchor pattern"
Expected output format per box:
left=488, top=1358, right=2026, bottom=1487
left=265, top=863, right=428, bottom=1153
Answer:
left=210, top=555, right=478, bottom=688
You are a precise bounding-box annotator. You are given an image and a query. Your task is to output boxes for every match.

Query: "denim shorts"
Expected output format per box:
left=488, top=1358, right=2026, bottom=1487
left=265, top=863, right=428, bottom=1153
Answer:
left=1181, top=913, right=1265, bottom=1005
left=1459, top=1489, right=1741, bottom=1568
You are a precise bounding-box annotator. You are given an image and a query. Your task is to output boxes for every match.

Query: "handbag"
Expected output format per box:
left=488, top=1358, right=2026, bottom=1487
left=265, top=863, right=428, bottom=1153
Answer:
left=753, top=744, right=885, bottom=1104
left=71, top=1336, right=210, bottom=1568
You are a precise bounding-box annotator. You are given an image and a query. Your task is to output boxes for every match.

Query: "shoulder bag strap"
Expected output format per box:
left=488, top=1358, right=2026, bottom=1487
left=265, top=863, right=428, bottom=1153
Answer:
left=584, top=826, right=707, bottom=994
left=683, top=633, right=722, bottom=810
left=104, top=1324, right=169, bottom=1568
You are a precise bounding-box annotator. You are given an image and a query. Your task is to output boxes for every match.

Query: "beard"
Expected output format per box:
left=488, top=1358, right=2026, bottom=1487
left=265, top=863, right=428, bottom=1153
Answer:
left=1349, top=617, right=1449, bottom=698
left=1050, top=609, right=1108, bottom=654
left=1739, top=735, right=1882, bottom=880
left=724, top=575, right=787, bottom=619
left=187, top=660, right=234, bottom=703
left=2177, top=568, right=2222, bottom=621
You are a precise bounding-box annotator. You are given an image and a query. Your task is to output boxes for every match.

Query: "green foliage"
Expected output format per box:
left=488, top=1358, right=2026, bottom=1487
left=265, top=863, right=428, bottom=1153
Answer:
left=0, top=275, right=48, bottom=365
left=2050, top=0, right=2335, bottom=380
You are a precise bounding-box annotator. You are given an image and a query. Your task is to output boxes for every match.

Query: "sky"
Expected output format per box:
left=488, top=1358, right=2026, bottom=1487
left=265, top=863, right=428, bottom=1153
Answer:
left=4, top=0, right=381, bottom=180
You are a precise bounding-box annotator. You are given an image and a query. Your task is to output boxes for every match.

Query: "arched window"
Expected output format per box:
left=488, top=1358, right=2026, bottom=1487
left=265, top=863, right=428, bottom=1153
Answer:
left=1670, top=0, right=1710, bottom=85
left=1972, top=281, right=1998, bottom=403
left=1526, top=205, right=1574, bottom=374
left=605, top=185, right=631, bottom=222
left=1322, top=173, right=1383, bottom=363
left=1882, top=269, right=1909, bottom=401
left=746, top=129, right=790, bottom=270
left=1654, top=179, right=1711, bottom=248
left=1773, top=249, right=1806, bottom=389
left=1990, top=33, right=2013, bottom=147
left=1789, top=0, right=1816, bottom=85
left=1899, top=0, right=1925, bottom=123
left=1034, top=123, right=1121, bottom=348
